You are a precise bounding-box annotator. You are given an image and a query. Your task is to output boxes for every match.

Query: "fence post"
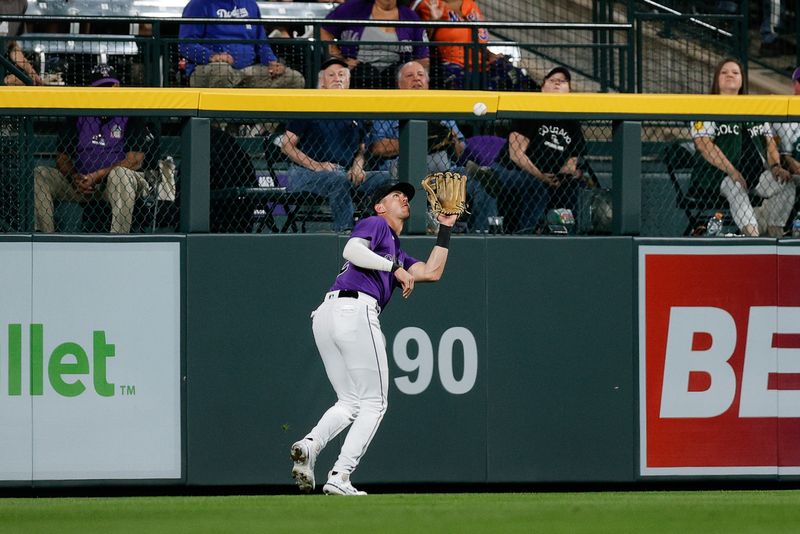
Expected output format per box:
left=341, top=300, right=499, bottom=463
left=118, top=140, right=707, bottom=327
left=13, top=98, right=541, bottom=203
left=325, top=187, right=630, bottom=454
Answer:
left=611, top=120, right=641, bottom=236
left=180, top=117, right=210, bottom=233
left=399, top=119, right=428, bottom=235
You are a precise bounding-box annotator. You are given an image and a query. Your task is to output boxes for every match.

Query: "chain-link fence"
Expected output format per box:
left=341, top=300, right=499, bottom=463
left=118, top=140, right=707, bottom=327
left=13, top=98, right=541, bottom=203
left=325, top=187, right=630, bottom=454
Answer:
left=11, top=34, right=153, bottom=87
left=162, top=22, right=628, bottom=92
left=205, top=115, right=614, bottom=236
left=6, top=105, right=800, bottom=238
left=0, top=115, right=180, bottom=234
left=642, top=118, right=800, bottom=237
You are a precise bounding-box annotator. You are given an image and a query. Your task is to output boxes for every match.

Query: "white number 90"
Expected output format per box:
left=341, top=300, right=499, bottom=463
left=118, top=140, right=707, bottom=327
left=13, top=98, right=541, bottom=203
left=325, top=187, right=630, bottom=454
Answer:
left=392, top=327, right=478, bottom=395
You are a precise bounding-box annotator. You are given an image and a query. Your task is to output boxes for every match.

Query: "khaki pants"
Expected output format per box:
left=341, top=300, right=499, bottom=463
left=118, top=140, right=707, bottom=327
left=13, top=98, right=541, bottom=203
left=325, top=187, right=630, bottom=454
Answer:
left=189, top=63, right=305, bottom=88
left=34, top=166, right=149, bottom=233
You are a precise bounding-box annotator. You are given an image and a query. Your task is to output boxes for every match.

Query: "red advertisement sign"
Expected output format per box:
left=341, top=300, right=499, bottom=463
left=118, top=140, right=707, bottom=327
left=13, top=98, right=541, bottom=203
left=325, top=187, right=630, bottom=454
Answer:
left=639, top=246, right=800, bottom=475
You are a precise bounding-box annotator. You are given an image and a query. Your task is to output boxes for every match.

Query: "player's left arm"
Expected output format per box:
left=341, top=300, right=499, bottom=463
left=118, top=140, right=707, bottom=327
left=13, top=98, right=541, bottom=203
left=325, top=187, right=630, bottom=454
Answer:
left=407, top=214, right=457, bottom=282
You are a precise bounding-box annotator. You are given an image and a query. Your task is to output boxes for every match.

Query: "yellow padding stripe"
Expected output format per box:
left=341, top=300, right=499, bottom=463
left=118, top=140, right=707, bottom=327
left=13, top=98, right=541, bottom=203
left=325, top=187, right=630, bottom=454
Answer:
left=498, top=93, right=791, bottom=117
left=0, top=87, right=200, bottom=110
left=1, top=87, right=797, bottom=117
left=198, top=89, right=500, bottom=113
left=787, top=98, right=800, bottom=117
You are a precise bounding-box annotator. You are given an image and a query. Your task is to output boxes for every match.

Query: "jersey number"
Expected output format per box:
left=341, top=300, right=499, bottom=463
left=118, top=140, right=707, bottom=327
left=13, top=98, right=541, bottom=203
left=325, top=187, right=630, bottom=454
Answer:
left=391, top=327, right=478, bottom=395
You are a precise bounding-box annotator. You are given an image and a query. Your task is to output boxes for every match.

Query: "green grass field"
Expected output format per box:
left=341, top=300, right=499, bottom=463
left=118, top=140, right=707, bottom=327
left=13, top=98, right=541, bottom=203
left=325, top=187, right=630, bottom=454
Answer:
left=2, top=490, right=800, bottom=534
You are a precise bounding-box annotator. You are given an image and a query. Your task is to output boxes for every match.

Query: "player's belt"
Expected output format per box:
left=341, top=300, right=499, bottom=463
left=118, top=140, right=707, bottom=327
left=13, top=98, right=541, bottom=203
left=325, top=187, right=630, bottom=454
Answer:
left=325, top=290, right=380, bottom=312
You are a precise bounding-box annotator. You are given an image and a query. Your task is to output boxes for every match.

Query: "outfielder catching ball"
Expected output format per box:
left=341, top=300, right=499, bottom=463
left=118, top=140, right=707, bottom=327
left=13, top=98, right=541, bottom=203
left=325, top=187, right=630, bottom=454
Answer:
left=290, top=172, right=466, bottom=495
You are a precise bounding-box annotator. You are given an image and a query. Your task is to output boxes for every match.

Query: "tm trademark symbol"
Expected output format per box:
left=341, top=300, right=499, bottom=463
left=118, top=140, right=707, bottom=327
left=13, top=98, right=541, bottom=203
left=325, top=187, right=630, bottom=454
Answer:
left=119, top=385, right=136, bottom=396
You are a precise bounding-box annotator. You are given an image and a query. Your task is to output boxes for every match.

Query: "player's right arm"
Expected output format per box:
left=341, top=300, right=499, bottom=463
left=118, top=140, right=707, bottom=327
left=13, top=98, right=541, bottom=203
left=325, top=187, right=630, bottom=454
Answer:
left=407, top=213, right=456, bottom=283
left=344, top=237, right=415, bottom=298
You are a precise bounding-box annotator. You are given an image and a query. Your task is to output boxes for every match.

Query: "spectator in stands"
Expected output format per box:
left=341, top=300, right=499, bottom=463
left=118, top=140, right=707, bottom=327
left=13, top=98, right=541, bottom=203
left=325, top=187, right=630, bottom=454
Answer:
left=280, top=58, right=392, bottom=232
left=321, top=0, right=429, bottom=89
left=414, top=0, right=486, bottom=88
left=1, top=0, right=44, bottom=85
left=367, top=60, right=496, bottom=231
left=768, top=66, right=800, bottom=232
left=179, top=0, right=304, bottom=88
left=34, top=65, right=150, bottom=233
left=691, top=58, right=794, bottom=237
left=487, top=67, right=586, bottom=233
left=414, top=0, right=535, bottom=91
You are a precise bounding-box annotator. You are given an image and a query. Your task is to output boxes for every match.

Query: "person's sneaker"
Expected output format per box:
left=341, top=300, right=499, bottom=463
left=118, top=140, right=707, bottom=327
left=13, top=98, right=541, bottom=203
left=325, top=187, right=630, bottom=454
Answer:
left=322, top=471, right=367, bottom=496
left=290, top=439, right=317, bottom=493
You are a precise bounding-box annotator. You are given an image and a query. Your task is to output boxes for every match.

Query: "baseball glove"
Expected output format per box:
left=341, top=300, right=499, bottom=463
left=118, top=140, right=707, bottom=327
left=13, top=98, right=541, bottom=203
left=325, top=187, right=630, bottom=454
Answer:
left=421, top=171, right=469, bottom=217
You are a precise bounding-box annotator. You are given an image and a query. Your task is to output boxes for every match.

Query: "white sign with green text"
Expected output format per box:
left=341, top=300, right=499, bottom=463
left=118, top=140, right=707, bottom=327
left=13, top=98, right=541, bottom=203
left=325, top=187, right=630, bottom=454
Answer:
left=0, top=241, right=181, bottom=480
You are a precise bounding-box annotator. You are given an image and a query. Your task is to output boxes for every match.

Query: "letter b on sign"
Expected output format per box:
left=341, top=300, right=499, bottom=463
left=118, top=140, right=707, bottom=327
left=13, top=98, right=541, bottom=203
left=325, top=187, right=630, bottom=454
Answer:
left=660, top=307, right=737, bottom=418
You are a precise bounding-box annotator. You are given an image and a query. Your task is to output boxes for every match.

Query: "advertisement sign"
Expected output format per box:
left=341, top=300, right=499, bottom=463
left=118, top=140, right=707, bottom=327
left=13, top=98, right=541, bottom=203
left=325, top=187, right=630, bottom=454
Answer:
left=0, top=241, right=181, bottom=481
left=639, top=245, right=800, bottom=476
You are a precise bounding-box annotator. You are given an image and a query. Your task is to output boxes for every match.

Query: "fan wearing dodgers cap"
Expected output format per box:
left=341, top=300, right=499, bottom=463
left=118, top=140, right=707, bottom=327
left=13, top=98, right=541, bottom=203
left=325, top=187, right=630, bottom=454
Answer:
left=33, top=64, right=151, bottom=233
left=290, top=181, right=457, bottom=496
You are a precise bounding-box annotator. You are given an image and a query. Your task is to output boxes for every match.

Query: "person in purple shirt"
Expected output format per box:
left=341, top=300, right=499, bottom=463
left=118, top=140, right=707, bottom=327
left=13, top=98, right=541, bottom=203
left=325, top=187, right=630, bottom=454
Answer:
left=178, top=0, right=304, bottom=88
left=321, top=0, right=430, bottom=88
left=290, top=181, right=457, bottom=496
left=33, top=65, right=150, bottom=233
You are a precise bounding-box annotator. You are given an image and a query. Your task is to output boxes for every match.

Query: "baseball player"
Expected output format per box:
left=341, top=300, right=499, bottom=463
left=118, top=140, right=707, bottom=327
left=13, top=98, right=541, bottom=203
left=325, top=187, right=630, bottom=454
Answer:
left=291, top=181, right=457, bottom=496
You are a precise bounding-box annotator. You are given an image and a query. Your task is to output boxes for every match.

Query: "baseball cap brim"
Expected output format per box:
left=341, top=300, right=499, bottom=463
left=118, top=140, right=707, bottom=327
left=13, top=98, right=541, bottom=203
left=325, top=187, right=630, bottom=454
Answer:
left=544, top=66, right=571, bottom=82
left=372, top=182, right=416, bottom=211
left=320, top=57, right=349, bottom=70
left=91, top=77, right=120, bottom=86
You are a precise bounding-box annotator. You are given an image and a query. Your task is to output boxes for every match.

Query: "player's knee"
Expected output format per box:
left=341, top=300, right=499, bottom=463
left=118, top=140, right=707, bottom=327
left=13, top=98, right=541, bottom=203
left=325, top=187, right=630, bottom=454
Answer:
left=334, top=399, right=359, bottom=421
left=361, top=395, right=386, bottom=417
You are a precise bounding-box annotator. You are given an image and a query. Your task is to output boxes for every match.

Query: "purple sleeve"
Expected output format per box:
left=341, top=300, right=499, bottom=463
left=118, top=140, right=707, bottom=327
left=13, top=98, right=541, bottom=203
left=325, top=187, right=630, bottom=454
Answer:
left=351, top=216, right=388, bottom=245
left=322, top=1, right=356, bottom=38
left=400, top=7, right=429, bottom=59
left=413, top=28, right=429, bottom=59
left=400, top=250, right=420, bottom=270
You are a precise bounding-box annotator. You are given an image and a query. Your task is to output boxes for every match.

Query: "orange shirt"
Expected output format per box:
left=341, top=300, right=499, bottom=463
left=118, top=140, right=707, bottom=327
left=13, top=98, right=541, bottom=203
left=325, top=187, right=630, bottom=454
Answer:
left=415, top=0, right=489, bottom=67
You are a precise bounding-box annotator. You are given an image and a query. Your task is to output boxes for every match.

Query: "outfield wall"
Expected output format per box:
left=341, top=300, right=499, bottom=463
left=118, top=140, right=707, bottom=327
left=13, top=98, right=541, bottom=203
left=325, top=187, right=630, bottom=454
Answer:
left=1, top=234, right=798, bottom=488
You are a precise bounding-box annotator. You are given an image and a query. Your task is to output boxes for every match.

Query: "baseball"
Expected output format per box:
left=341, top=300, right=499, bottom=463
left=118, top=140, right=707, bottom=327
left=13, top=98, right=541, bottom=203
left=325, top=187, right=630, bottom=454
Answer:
left=473, top=102, right=488, bottom=116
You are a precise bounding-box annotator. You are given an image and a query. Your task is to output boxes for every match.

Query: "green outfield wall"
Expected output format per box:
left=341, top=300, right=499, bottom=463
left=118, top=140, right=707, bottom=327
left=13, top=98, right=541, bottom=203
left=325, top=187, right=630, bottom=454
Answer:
left=184, top=234, right=637, bottom=486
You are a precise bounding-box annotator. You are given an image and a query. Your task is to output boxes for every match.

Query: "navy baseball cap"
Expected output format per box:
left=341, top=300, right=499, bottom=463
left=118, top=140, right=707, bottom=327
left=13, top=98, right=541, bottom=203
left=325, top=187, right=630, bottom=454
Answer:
left=372, top=182, right=416, bottom=211
left=544, top=66, right=571, bottom=82
left=321, top=57, right=349, bottom=70
left=793, top=66, right=800, bottom=81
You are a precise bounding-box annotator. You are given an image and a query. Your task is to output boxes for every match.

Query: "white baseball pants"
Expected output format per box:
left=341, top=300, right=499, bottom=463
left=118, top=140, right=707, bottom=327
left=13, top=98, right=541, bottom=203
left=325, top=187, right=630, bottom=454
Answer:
left=305, top=291, right=389, bottom=475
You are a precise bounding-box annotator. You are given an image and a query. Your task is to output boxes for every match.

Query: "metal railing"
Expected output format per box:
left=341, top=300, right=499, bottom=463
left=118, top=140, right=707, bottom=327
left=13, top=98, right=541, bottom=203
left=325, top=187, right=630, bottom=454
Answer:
left=1, top=15, right=633, bottom=91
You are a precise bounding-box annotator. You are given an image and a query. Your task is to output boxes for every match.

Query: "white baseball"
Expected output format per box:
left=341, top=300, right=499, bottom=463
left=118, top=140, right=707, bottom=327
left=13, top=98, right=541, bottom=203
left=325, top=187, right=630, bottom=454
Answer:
left=472, top=102, right=487, bottom=116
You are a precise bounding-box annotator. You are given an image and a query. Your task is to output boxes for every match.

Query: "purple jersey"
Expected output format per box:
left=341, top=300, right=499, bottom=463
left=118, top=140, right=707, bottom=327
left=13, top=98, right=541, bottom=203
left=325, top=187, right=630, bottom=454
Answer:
left=330, top=216, right=419, bottom=311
